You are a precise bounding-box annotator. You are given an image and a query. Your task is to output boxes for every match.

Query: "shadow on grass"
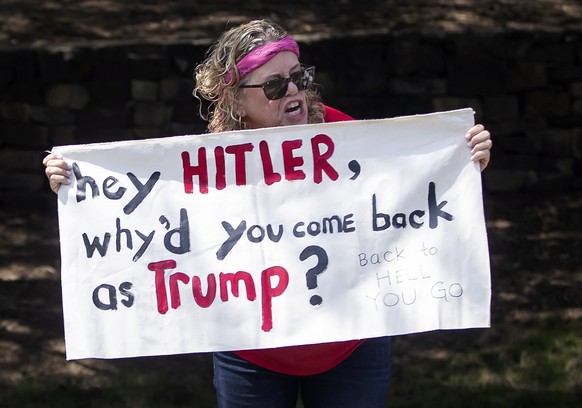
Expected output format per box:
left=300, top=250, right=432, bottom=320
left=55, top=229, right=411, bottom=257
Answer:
left=389, top=385, right=581, bottom=408
left=3, top=354, right=216, bottom=408
left=390, top=318, right=582, bottom=408
left=4, top=318, right=581, bottom=408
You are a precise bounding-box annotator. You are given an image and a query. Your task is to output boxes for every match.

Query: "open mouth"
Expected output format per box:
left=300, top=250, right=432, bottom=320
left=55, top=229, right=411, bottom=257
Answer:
left=285, top=101, right=302, bottom=117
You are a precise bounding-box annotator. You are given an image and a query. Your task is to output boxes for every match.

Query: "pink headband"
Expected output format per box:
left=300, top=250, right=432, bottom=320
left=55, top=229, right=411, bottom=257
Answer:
left=224, top=36, right=300, bottom=84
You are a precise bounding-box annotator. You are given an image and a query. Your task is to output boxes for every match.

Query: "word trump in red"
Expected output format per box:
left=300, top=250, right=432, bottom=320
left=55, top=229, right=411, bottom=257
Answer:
left=148, top=260, right=289, bottom=332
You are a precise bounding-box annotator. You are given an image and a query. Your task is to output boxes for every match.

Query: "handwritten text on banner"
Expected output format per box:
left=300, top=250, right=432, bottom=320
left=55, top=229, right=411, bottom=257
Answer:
left=55, top=108, right=491, bottom=360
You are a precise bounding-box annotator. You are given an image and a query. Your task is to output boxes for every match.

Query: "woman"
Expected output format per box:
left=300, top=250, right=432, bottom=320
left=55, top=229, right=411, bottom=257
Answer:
left=44, top=19, right=492, bottom=408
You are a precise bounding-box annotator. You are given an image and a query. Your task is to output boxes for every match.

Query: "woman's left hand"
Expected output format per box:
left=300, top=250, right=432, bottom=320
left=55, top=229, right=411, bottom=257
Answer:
left=465, top=124, right=492, bottom=172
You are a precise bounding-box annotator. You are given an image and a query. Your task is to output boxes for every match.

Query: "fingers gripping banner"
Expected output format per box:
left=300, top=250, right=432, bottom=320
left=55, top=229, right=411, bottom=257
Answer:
left=54, top=108, right=491, bottom=360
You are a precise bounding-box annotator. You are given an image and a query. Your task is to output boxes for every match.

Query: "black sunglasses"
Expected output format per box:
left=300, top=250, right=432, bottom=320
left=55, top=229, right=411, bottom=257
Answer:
left=239, top=66, right=315, bottom=100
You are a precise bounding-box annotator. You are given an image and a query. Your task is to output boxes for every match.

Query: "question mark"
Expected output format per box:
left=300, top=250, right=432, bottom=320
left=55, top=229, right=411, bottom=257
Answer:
left=348, top=159, right=361, bottom=180
left=299, top=245, right=329, bottom=306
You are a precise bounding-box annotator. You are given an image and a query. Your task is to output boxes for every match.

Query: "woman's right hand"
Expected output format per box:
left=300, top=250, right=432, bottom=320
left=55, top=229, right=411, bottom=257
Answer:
left=43, top=152, right=71, bottom=194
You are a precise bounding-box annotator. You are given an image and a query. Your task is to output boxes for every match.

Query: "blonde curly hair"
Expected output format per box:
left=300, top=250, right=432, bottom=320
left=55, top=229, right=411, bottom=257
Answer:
left=194, top=20, right=324, bottom=133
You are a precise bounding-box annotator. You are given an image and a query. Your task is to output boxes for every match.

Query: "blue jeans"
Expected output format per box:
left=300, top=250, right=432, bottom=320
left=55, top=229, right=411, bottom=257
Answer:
left=213, top=337, right=391, bottom=408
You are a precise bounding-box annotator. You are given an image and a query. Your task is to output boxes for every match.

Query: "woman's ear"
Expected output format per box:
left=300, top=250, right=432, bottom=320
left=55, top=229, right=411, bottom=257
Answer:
left=233, top=88, right=246, bottom=117
left=235, top=101, right=246, bottom=118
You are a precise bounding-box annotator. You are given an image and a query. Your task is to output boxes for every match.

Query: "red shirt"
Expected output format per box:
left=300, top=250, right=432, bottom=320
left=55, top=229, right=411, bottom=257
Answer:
left=233, top=105, right=364, bottom=376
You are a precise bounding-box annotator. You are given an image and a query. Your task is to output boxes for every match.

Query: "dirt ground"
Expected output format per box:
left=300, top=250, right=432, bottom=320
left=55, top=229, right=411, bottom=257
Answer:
left=1, top=0, right=582, bottom=405
left=1, top=0, right=582, bottom=46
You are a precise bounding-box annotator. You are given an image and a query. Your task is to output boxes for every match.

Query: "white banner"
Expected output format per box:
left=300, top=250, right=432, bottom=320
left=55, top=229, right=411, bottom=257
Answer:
left=55, top=108, right=491, bottom=360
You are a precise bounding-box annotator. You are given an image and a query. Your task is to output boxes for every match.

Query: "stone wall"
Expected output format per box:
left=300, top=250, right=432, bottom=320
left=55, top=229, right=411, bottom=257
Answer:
left=1, top=29, right=581, bottom=210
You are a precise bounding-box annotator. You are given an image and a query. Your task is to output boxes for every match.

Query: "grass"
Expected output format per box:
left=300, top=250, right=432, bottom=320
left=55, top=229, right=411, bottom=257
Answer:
left=389, top=317, right=582, bottom=408
left=3, top=318, right=581, bottom=407
left=6, top=372, right=217, bottom=408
